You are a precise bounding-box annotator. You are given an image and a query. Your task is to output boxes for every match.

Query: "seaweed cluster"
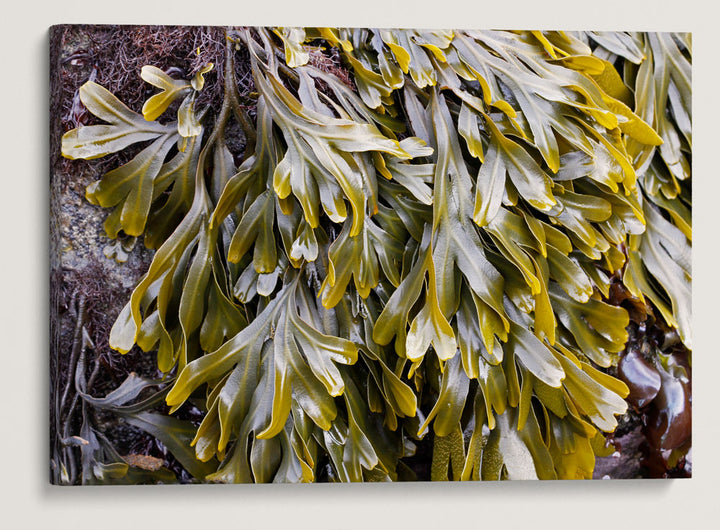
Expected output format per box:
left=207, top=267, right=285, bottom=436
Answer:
left=56, top=27, right=691, bottom=483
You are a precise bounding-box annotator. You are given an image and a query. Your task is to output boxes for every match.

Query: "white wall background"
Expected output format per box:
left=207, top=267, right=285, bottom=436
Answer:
left=1, top=2, right=717, bottom=528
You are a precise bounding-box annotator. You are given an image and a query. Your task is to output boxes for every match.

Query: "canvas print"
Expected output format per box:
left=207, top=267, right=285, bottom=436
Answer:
left=49, top=25, right=691, bottom=484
